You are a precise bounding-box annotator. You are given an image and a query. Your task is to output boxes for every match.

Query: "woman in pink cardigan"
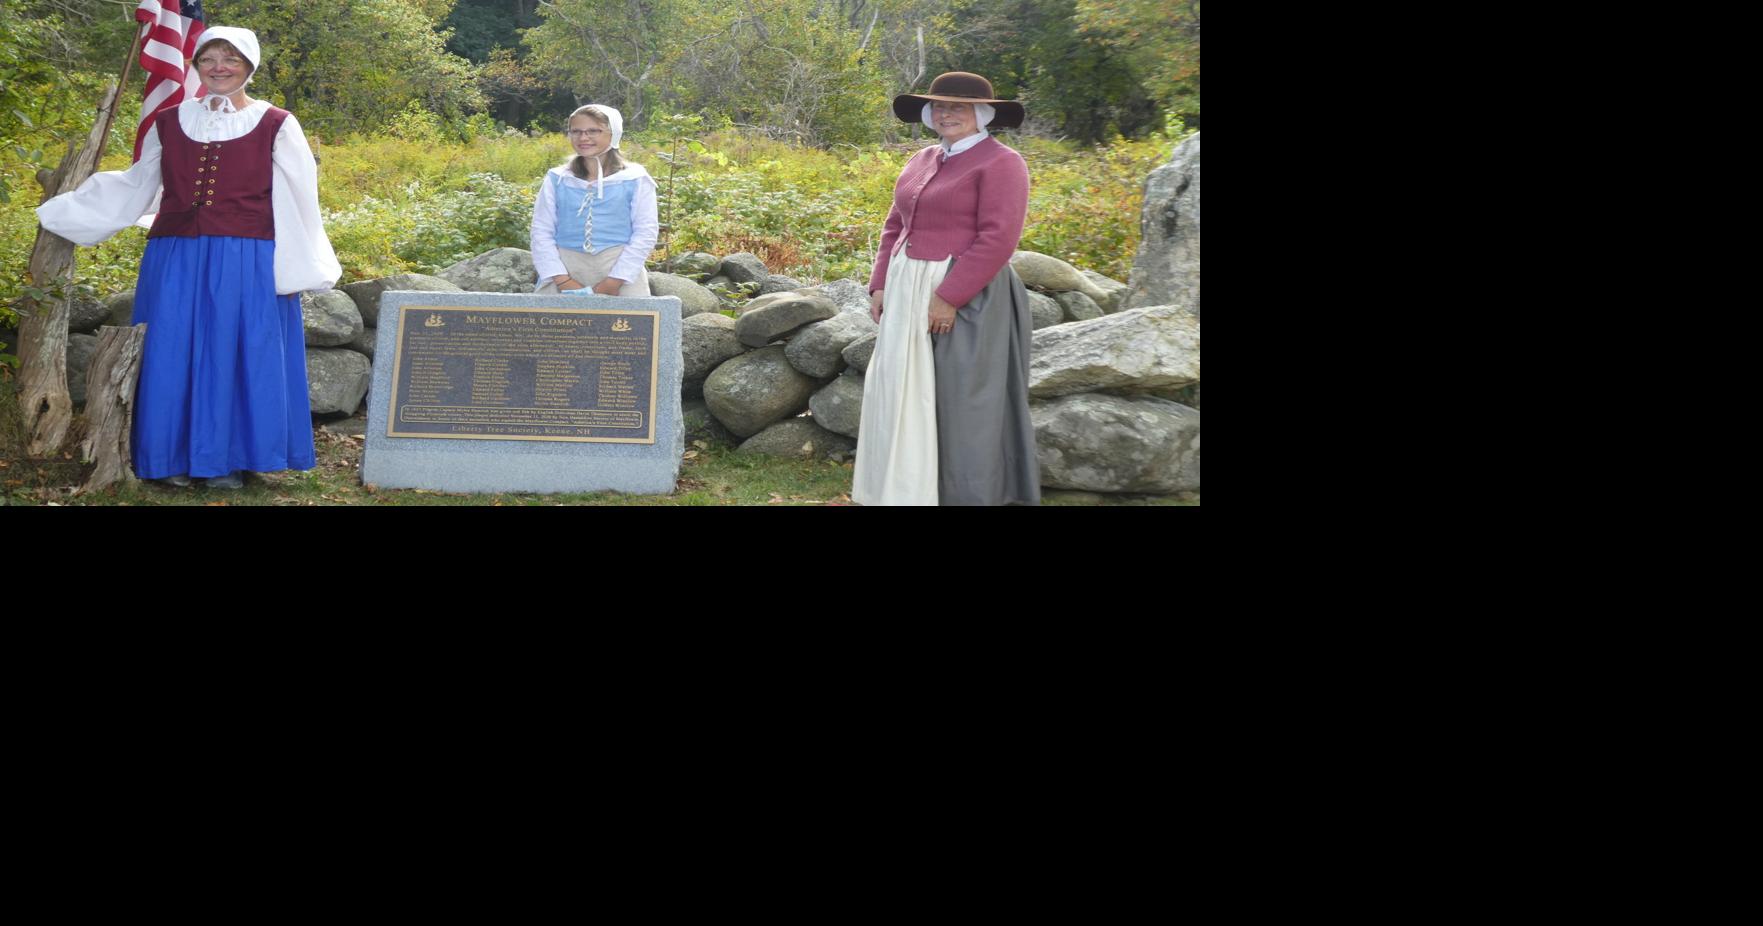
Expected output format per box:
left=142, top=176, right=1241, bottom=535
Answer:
left=852, top=72, right=1040, bottom=506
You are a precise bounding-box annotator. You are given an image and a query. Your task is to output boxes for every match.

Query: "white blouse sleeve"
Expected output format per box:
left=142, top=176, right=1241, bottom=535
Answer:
left=35, top=124, right=165, bottom=246
left=610, top=175, right=658, bottom=284
left=270, top=113, right=342, bottom=295
left=530, top=173, right=566, bottom=287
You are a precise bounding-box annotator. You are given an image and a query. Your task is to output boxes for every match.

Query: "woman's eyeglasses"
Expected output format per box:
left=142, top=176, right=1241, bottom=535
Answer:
left=566, top=129, right=607, bottom=139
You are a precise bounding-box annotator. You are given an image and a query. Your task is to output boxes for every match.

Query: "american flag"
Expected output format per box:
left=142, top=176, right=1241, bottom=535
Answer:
left=133, top=0, right=207, bottom=161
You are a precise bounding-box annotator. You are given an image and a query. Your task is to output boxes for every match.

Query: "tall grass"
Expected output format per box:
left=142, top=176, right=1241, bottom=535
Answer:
left=3, top=125, right=1188, bottom=317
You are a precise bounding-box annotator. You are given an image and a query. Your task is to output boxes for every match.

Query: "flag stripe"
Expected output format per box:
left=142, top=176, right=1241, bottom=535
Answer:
left=143, top=39, right=187, bottom=71
left=132, top=0, right=205, bottom=161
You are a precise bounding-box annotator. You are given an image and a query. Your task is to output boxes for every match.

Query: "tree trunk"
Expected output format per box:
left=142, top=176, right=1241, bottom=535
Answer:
left=77, top=324, right=146, bottom=495
left=18, top=81, right=126, bottom=458
left=913, top=25, right=926, bottom=88
left=858, top=7, right=879, bottom=53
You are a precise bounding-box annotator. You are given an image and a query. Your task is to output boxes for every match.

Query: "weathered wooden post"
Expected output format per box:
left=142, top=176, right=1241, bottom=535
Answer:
left=77, top=324, right=148, bottom=494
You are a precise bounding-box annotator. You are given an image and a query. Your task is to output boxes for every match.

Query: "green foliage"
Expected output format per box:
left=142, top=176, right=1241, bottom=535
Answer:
left=656, top=127, right=1175, bottom=284
left=1, top=4, right=146, bottom=207
left=1016, top=130, right=1185, bottom=280
left=4, top=124, right=1173, bottom=309
left=528, top=0, right=895, bottom=146
left=309, top=132, right=557, bottom=210
left=325, top=171, right=535, bottom=278
left=209, top=0, right=485, bottom=136
left=444, top=0, right=541, bottom=62
left=0, top=142, right=149, bottom=317
left=1075, top=0, right=1201, bottom=121
left=524, top=0, right=681, bottom=126
left=1, top=0, right=1191, bottom=336
left=379, top=101, right=447, bottom=142
left=657, top=131, right=903, bottom=280
left=942, top=0, right=1164, bottom=144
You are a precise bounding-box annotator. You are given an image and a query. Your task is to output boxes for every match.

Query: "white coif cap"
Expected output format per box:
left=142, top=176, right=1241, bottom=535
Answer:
left=193, top=26, right=263, bottom=77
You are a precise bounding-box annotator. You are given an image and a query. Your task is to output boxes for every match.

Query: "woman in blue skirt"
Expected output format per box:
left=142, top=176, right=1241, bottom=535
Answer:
left=37, top=26, right=339, bottom=489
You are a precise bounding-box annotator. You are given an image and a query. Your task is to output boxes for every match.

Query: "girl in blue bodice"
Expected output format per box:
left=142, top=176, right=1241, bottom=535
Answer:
left=530, top=104, right=658, bottom=295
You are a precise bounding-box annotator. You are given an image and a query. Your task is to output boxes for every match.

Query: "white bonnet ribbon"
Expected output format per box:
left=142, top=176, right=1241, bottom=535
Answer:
left=576, top=155, right=607, bottom=217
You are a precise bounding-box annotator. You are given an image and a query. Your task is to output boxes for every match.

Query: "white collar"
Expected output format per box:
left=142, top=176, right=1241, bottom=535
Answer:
left=555, top=161, right=647, bottom=203
left=940, top=130, right=990, bottom=158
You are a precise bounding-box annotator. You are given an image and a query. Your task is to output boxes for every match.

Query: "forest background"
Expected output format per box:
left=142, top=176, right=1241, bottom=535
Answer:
left=0, top=0, right=1199, bottom=328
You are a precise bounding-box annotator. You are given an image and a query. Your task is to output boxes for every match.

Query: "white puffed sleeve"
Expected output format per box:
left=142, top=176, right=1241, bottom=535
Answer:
left=530, top=172, right=567, bottom=287
left=270, top=113, right=342, bottom=295
left=35, top=124, right=165, bottom=246
left=609, top=173, right=658, bottom=284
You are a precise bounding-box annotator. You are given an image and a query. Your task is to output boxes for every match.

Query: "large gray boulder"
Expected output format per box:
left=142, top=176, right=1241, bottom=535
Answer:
left=683, top=398, right=740, bottom=446
left=348, top=326, right=378, bottom=359
left=103, top=290, right=135, bottom=328
left=682, top=313, right=748, bottom=399
left=321, top=416, right=368, bottom=438
left=647, top=272, right=722, bottom=317
left=759, top=274, right=806, bottom=296
left=734, top=290, right=795, bottom=316
left=302, top=289, right=365, bottom=347
left=307, top=348, right=374, bottom=415
left=735, top=293, right=837, bottom=347
left=1055, top=291, right=1105, bottom=324
left=813, top=279, right=873, bottom=317
left=808, top=371, right=865, bottom=438
left=666, top=251, right=721, bottom=278
left=720, top=252, right=770, bottom=284
left=842, top=332, right=877, bottom=372
left=438, top=247, right=538, bottom=293
left=1033, top=393, right=1200, bottom=493
left=784, top=312, right=876, bottom=378
left=1029, top=304, right=1200, bottom=399
left=1126, top=133, right=1200, bottom=315
left=69, top=292, right=108, bottom=334
left=1027, top=290, right=1064, bottom=330
left=737, top=417, right=856, bottom=461
left=702, top=346, right=818, bottom=438
left=1082, top=270, right=1129, bottom=313
left=66, top=333, right=99, bottom=404
left=1011, top=251, right=1107, bottom=302
left=342, top=273, right=462, bottom=327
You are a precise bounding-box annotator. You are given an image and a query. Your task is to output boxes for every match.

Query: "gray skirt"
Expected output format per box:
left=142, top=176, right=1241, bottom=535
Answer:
left=933, top=264, right=1041, bottom=506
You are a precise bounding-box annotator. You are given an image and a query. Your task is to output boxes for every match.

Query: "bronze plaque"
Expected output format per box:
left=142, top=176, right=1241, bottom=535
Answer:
left=386, top=305, right=660, bottom=443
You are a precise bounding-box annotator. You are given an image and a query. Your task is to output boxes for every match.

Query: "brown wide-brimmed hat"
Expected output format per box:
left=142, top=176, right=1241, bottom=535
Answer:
left=892, top=71, right=1025, bottom=129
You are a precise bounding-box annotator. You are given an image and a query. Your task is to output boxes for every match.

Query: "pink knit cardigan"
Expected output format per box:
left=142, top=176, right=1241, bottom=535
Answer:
left=868, top=137, right=1030, bottom=309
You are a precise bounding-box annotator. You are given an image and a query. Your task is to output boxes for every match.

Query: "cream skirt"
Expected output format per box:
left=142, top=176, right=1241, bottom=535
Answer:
left=851, top=253, right=950, bottom=506
left=534, top=244, right=652, bottom=296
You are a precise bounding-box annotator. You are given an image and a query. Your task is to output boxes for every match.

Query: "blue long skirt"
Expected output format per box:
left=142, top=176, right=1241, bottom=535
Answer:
left=131, top=235, right=316, bottom=479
